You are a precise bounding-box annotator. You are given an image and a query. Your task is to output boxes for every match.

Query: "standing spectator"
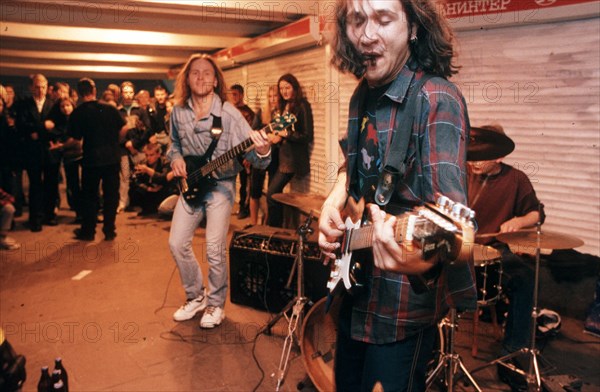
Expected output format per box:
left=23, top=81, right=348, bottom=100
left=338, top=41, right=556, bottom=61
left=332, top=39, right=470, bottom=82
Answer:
left=117, top=81, right=152, bottom=212
left=44, top=84, right=71, bottom=214
left=136, top=90, right=151, bottom=111
left=67, top=78, right=126, bottom=241
left=229, top=84, right=256, bottom=220
left=99, top=90, right=117, bottom=107
left=0, top=85, right=25, bottom=217
left=148, top=85, right=170, bottom=150
left=16, top=73, right=54, bottom=232
left=107, top=83, right=121, bottom=105
left=247, top=84, right=281, bottom=227
left=48, top=98, right=83, bottom=223
left=266, top=74, right=314, bottom=227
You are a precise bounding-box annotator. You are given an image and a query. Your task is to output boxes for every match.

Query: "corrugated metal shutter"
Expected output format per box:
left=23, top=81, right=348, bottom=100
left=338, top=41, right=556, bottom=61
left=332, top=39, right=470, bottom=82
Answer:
left=453, top=18, right=600, bottom=255
left=225, top=46, right=330, bottom=196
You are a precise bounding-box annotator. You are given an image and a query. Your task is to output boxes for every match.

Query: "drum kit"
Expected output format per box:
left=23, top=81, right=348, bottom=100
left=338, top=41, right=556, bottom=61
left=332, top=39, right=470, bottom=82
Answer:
left=268, top=122, right=586, bottom=391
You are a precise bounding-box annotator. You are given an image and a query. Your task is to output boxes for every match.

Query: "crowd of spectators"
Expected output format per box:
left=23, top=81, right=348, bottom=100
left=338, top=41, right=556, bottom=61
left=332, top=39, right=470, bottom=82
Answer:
left=0, top=75, right=178, bottom=247
left=0, top=71, right=313, bottom=248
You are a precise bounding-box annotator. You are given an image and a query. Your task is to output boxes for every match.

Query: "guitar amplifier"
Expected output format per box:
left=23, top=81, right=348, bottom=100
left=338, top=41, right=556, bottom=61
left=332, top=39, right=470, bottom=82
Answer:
left=229, top=225, right=329, bottom=312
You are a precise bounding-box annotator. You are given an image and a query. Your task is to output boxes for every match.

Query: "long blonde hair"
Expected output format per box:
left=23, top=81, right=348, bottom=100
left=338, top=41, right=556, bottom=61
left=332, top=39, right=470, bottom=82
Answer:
left=261, top=84, right=280, bottom=124
left=173, top=54, right=227, bottom=107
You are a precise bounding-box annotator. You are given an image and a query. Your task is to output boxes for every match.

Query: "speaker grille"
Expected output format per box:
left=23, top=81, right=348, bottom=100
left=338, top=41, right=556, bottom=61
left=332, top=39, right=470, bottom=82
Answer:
left=229, top=226, right=329, bottom=312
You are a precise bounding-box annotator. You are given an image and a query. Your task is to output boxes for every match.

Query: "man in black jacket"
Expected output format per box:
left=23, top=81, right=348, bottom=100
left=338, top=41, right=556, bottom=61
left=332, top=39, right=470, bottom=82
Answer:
left=16, top=74, right=54, bottom=231
left=67, top=78, right=126, bottom=241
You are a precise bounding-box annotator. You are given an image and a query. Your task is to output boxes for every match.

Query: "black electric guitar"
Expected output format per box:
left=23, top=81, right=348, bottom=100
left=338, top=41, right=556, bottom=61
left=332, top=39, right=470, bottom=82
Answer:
left=327, top=194, right=475, bottom=294
left=178, top=113, right=297, bottom=207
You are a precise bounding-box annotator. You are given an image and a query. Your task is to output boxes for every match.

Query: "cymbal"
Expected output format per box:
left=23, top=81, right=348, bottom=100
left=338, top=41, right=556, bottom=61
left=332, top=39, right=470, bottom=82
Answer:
left=467, top=126, right=515, bottom=161
left=272, top=192, right=326, bottom=217
left=471, top=244, right=501, bottom=266
left=496, top=230, right=584, bottom=250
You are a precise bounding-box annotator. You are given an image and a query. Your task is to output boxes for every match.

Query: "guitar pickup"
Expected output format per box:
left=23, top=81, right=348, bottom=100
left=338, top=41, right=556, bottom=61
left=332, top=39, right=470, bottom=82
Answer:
left=179, top=178, right=188, bottom=193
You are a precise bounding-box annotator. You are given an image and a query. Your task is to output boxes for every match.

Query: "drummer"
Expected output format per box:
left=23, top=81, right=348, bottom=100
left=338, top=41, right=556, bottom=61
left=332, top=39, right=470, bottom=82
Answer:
left=467, top=123, right=545, bottom=389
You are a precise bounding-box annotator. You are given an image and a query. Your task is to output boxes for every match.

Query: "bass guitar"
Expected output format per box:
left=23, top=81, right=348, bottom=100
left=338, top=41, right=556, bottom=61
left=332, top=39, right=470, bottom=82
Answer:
left=178, top=113, right=297, bottom=207
left=327, top=194, right=475, bottom=294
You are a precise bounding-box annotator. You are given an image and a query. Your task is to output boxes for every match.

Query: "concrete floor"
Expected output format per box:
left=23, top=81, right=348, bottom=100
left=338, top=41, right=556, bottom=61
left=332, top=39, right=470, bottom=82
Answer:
left=2, top=203, right=600, bottom=391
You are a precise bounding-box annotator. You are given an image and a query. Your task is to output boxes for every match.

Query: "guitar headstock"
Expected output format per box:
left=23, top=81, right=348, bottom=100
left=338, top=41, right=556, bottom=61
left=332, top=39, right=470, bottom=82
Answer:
left=269, top=112, right=297, bottom=135
left=416, top=193, right=475, bottom=264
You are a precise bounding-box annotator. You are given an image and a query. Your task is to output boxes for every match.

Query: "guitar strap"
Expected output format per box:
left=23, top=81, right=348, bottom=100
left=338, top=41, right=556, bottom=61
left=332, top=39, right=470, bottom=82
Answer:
left=373, top=74, right=442, bottom=294
left=374, top=74, right=432, bottom=206
left=204, top=114, right=223, bottom=161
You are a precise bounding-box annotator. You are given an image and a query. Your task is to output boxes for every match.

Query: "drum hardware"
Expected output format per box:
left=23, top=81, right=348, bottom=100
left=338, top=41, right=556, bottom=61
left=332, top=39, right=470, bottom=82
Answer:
left=426, top=308, right=483, bottom=392
left=471, top=244, right=504, bottom=357
left=470, top=215, right=584, bottom=391
left=258, top=212, right=315, bottom=391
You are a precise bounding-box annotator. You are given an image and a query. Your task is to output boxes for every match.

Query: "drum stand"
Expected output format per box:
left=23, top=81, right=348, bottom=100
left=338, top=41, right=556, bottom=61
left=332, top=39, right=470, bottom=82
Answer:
left=426, top=308, right=483, bottom=391
left=261, top=213, right=314, bottom=391
left=470, top=223, right=547, bottom=391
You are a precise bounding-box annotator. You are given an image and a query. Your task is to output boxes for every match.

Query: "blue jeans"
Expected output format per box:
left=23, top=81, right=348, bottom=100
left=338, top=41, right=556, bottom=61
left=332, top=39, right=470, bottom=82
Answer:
left=168, top=180, right=234, bottom=308
left=335, top=297, right=436, bottom=392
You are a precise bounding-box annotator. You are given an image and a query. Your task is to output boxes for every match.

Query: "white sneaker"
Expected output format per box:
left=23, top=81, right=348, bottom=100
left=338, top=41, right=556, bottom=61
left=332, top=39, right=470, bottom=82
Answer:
left=200, top=306, right=225, bottom=328
left=173, top=294, right=207, bottom=321
left=0, top=236, right=20, bottom=250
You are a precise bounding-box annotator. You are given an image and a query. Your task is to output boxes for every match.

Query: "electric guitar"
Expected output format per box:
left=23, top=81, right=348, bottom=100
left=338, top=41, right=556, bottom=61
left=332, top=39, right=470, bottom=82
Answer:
left=178, top=113, right=297, bottom=207
left=327, top=194, right=475, bottom=294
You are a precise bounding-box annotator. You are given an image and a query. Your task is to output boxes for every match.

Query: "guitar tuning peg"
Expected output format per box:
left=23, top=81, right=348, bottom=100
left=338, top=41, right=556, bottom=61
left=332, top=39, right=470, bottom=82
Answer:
left=468, top=209, right=476, bottom=221
left=437, top=194, right=449, bottom=207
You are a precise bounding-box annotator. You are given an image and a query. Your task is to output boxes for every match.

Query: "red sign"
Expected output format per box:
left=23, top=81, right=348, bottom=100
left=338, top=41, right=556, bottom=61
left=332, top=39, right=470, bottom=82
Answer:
left=443, top=0, right=598, bottom=18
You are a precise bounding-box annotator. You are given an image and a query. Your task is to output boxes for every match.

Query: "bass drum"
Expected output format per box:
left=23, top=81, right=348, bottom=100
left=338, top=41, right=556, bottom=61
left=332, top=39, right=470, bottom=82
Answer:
left=300, top=297, right=340, bottom=392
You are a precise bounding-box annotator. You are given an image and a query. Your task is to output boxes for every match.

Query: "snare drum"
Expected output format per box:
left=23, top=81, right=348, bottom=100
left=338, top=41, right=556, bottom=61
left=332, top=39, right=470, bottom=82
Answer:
left=472, top=244, right=503, bottom=304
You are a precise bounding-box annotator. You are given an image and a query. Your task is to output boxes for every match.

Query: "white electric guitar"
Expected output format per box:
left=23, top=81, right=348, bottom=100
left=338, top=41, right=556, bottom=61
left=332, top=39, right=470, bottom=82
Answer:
left=327, top=194, right=475, bottom=293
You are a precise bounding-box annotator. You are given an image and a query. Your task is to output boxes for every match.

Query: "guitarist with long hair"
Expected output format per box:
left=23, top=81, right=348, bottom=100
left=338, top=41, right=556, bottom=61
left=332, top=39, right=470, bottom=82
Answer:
left=167, top=54, right=271, bottom=329
left=318, top=0, right=477, bottom=390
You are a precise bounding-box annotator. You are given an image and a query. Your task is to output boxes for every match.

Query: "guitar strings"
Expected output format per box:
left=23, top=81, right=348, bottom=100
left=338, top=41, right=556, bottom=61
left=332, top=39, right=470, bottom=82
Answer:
left=183, top=118, right=292, bottom=184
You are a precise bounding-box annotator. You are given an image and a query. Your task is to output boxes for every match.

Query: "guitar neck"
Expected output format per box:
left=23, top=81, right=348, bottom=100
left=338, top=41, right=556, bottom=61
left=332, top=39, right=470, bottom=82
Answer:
left=348, top=215, right=409, bottom=251
left=201, top=138, right=253, bottom=176
left=199, top=121, right=285, bottom=177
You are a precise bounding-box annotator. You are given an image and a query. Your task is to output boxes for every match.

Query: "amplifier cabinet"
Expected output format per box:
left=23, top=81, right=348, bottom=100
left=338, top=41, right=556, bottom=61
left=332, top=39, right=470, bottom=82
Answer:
left=229, top=226, right=329, bottom=312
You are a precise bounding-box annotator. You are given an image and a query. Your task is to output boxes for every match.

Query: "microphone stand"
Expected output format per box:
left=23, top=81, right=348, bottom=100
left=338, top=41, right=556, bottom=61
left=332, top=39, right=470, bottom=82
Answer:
left=259, top=212, right=314, bottom=391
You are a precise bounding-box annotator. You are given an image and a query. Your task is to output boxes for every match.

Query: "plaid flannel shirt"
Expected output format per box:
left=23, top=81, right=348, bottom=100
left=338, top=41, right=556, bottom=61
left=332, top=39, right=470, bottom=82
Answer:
left=339, top=61, right=477, bottom=344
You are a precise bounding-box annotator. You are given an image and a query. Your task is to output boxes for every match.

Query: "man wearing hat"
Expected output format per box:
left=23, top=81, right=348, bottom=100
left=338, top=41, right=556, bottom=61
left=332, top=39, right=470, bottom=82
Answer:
left=467, top=124, right=545, bottom=390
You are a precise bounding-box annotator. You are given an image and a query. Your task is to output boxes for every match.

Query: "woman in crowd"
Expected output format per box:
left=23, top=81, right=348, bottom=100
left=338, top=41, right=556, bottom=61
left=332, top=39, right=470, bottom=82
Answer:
left=247, top=84, right=281, bottom=227
left=266, top=74, right=313, bottom=228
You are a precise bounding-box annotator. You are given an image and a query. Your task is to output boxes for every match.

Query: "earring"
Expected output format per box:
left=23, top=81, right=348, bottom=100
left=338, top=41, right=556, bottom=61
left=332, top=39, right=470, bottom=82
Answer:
left=410, top=35, right=418, bottom=45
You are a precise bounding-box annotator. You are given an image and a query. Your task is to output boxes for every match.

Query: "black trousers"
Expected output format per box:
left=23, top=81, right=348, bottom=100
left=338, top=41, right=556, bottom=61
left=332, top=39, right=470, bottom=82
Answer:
left=42, top=160, right=61, bottom=219
left=80, top=164, right=120, bottom=237
left=64, top=159, right=82, bottom=217
left=25, top=162, right=43, bottom=226
left=335, top=296, right=437, bottom=392
left=238, top=169, right=250, bottom=211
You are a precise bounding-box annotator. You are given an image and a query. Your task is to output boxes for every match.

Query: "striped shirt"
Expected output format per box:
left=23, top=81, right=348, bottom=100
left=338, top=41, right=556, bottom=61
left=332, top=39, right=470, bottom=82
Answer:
left=339, top=61, right=477, bottom=344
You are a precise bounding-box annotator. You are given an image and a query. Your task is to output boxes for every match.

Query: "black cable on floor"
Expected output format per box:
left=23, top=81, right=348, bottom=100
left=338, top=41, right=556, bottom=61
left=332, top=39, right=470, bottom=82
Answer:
left=251, top=330, right=266, bottom=392
left=154, top=264, right=178, bottom=315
